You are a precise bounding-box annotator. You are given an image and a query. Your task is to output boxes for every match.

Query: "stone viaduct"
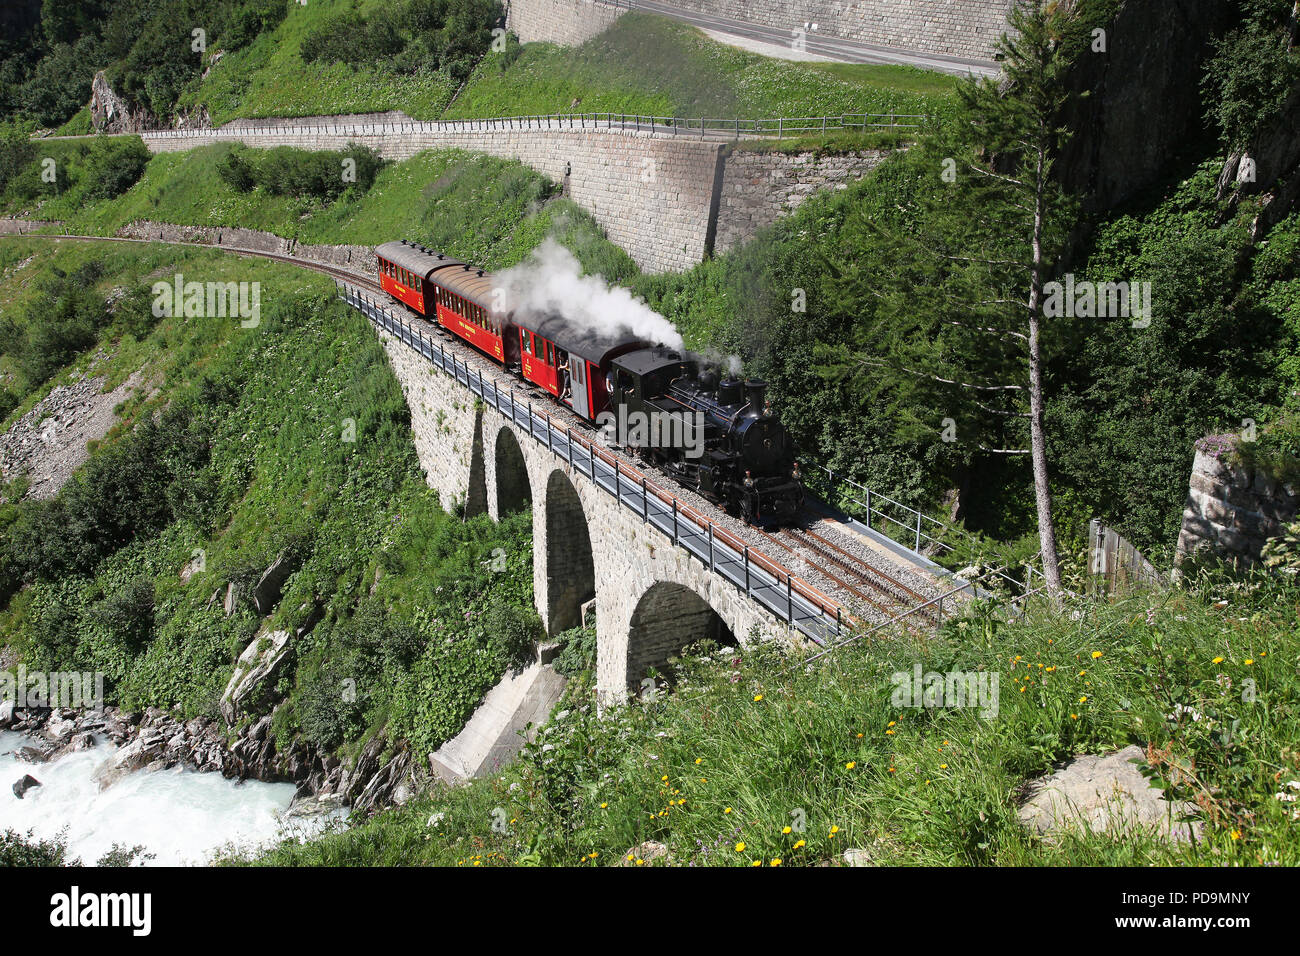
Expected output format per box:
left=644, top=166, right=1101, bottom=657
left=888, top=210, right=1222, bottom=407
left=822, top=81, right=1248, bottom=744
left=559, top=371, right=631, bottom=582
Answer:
left=358, top=290, right=831, bottom=704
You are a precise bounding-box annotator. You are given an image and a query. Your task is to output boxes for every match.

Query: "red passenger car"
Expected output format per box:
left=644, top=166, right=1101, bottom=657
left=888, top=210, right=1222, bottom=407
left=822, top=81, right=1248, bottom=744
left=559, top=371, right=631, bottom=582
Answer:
left=375, top=241, right=648, bottom=422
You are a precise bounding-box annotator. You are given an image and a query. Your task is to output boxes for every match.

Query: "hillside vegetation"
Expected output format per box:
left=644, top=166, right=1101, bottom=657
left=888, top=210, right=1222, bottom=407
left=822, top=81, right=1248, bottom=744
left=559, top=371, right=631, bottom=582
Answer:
left=0, top=240, right=539, bottom=758
left=444, top=14, right=957, bottom=121
left=234, top=574, right=1300, bottom=867
left=0, top=141, right=637, bottom=282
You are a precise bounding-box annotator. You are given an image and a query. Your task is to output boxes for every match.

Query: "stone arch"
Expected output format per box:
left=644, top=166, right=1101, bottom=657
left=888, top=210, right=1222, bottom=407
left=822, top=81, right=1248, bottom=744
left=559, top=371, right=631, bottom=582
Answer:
left=464, top=404, right=487, bottom=518
left=544, top=469, right=594, bottom=634
left=494, top=426, right=532, bottom=517
left=625, top=582, right=736, bottom=690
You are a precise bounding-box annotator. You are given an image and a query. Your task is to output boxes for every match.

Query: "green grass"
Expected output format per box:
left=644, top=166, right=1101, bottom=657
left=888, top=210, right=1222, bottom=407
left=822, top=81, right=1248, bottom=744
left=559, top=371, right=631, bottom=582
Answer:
left=0, top=238, right=542, bottom=752
left=2, top=145, right=637, bottom=280
left=174, top=8, right=956, bottom=126
left=445, top=15, right=958, bottom=122
left=177, top=0, right=460, bottom=124
left=233, top=574, right=1300, bottom=867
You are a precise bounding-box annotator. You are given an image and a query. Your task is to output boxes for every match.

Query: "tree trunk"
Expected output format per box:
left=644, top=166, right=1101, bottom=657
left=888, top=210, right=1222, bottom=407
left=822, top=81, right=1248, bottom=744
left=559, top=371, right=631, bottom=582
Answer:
left=1027, top=138, right=1062, bottom=593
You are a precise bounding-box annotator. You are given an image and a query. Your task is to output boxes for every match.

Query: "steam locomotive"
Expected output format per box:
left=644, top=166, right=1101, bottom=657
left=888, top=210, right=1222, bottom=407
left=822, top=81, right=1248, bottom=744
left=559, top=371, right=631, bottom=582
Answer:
left=375, top=240, right=804, bottom=524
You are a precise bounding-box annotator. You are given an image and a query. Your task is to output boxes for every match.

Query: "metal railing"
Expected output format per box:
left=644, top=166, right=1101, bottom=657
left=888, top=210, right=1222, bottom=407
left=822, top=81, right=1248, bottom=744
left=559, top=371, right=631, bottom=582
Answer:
left=805, top=463, right=1041, bottom=597
left=101, top=111, right=925, bottom=144
left=338, top=281, right=852, bottom=644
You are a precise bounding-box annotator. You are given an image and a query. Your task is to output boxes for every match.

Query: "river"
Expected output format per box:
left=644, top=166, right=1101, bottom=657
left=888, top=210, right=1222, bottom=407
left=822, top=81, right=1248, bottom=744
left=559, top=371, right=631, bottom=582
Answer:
left=1, top=730, right=340, bottom=866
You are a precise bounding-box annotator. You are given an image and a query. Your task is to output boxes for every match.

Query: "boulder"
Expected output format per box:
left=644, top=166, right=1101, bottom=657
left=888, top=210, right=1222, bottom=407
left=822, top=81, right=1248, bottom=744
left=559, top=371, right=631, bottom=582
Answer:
left=1018, top=745, right=1202, bottom=843
left=223, top=582, right=239, bottom=617
left=220, top=629, right=293, bottom=724
left=617, top=841, right=670, bottom=866
left=92, top=733, right=168, bottom=790
left=11, top=774, right=40, bottom=799
left=252, top=554, right=298, bottom=615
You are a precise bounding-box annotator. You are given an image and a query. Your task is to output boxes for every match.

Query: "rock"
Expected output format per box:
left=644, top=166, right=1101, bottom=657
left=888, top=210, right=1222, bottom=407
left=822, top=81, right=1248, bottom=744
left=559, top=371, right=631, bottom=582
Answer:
left=617, top=841, right=670, bottom=866
left=842, top=847, right=875, bottom=867
left=13, top=746, right=48, bottom=764
left=223, top=582, right=238, bottom=616
left=285, top=792, right=346, bottom=819
left=252, top=554, right=298, bottom=615
left=1017, top=745, right=1202, bottom=843
left=69, top=732, right=97, bottom=752
left=295, top=600, right=325, bottom=638
left=220, top=629, right=293, bottom=723
left=12, top=774, right=41, bottom=798
left=0, top=698, right=13, bottom=725
left=90, top=70, right=153, bottom=133
left=92, top=734, right=167, bottom=791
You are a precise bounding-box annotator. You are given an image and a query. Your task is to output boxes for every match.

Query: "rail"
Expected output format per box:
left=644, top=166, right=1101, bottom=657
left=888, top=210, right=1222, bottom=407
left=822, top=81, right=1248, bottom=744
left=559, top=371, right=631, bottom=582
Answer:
left=107, top=111, right=926, bottom=144
left=804, top=463, right=1041, bottom=596
left=338, top=282, right=850, bottom=644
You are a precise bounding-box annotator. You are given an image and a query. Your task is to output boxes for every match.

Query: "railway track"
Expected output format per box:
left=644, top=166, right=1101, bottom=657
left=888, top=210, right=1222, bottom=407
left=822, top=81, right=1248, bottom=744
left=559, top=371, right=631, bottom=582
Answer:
left=6, top=229, right=955, bottom=636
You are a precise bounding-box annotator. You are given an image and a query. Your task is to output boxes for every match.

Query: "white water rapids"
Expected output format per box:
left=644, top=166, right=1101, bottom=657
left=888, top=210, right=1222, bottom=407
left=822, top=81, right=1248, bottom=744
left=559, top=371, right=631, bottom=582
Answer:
left=0, top=730, right=341, bottom=866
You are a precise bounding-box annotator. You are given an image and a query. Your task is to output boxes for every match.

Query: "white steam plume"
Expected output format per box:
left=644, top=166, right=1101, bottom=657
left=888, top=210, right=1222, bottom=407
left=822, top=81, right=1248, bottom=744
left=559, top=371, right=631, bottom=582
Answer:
left=496, top=239, right=683, bottom=351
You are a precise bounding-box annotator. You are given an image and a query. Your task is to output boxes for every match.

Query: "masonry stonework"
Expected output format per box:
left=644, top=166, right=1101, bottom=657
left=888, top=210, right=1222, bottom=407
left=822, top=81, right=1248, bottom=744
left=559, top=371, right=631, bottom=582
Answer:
left=1176, top=439, right=1299, bottom=566
left=715, top=148, right=890, bottom=253
left=505, top=0, right=626, bottom=44
left=374, top=324, right=795, bottom=702
left=142, top=126, right=724, bottom=274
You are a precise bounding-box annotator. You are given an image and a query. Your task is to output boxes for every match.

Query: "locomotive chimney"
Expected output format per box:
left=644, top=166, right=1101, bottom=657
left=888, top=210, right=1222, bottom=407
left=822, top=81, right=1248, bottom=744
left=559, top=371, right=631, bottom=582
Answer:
left=745, top=380, right=767, bottom=412
left=717, top=378, right=743, bottom=406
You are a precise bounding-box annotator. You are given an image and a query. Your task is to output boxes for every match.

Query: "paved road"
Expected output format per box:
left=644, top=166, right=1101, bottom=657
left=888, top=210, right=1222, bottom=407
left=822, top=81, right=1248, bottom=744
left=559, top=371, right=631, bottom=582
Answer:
left=625, top=0, right=1000, bottom=77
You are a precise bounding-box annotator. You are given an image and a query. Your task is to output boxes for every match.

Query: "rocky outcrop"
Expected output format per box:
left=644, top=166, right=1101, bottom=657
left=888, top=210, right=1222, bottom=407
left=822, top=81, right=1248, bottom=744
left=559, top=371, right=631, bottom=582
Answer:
left=1018, top=745, right=1202, bottom=842
left=220, top=629, right=293, bottom=723
left=89, top=71, right=153, bottom=134
left=0, top=369, right=145, bottom=500
left=1056, top=0, right=1236, bottom=213
left=252, top=554, right=297, bottom=614
left=0, top=703, right=420, bottom=809
left=1217, top=81, right=1300, bottom=239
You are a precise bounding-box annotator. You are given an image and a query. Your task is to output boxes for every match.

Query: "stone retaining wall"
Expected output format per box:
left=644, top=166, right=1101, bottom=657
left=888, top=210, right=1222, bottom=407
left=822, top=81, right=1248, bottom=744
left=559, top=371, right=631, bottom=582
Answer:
left=115, top=219, right=377, bottom=275
left=715, top=147, right=890, bottom=253
left=1176, top=437, right=1299, bottom=566
left=505, top=0, right=627, bottom=44
left=142, top=127, right=725, bottom=273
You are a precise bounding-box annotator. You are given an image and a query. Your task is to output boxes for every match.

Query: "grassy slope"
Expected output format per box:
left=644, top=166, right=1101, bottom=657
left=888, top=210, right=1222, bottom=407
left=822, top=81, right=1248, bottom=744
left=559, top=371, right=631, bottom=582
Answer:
left=3, top=144, right=638, bottom=280
left=445, top=15, right=957, bottom=121
left=177, top=0, right=458, bottom=125
left=169, top=8, right=955, bottom=126
left=236, top=580, right=1300, bottom=867
left=0, top=238, right=537, bottom=751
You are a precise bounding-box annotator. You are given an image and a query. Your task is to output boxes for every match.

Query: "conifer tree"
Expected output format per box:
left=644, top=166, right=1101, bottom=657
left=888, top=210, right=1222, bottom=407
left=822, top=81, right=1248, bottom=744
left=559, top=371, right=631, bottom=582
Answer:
left=825, top=0, right=1081, bottom=592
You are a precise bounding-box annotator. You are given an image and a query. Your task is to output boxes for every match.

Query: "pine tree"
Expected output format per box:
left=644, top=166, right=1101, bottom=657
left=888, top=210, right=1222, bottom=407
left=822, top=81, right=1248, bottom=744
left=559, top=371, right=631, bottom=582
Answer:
left=824, top=0, right=1081, bottom=592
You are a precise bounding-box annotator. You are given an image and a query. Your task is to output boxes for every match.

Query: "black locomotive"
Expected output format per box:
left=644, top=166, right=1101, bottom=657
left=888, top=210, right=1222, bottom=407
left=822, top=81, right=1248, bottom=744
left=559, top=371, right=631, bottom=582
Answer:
left=603, top=346, right=804, bottom=524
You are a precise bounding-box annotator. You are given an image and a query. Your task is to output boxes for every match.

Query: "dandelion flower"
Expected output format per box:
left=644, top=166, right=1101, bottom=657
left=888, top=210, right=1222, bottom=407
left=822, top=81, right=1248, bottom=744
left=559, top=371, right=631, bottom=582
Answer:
left=845, top=761, right=856, bottom=770
left=1091, top=651, right=1103, bottom=659
left=754, top=694, right=764, bottom=702
left=1245, top=659, right=1254, bottom=666
left=724, top=807, right=732, bottom=814
left=735, top=842, right=746, bottom=852
left=1079, top=696, right=1088, bottom=703
left=793, top=840, right=806, bottom=849
left=600, top=802, right=608, bottom=809
left=1213, top=657, right=1224, bottom=664
left=770, top=858, right=782, bottom=867
left=782, top=826, right=792, bottom=834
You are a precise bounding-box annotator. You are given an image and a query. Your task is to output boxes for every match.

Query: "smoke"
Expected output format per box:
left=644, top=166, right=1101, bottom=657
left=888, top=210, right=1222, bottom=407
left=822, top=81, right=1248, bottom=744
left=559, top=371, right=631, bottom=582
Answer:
left=496, top=239, right=683, bottom=351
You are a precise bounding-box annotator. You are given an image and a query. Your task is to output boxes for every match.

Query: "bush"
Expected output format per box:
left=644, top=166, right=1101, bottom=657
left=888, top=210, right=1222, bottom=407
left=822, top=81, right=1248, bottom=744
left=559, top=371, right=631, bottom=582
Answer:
left=216, top=144, right=384, bottom=202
